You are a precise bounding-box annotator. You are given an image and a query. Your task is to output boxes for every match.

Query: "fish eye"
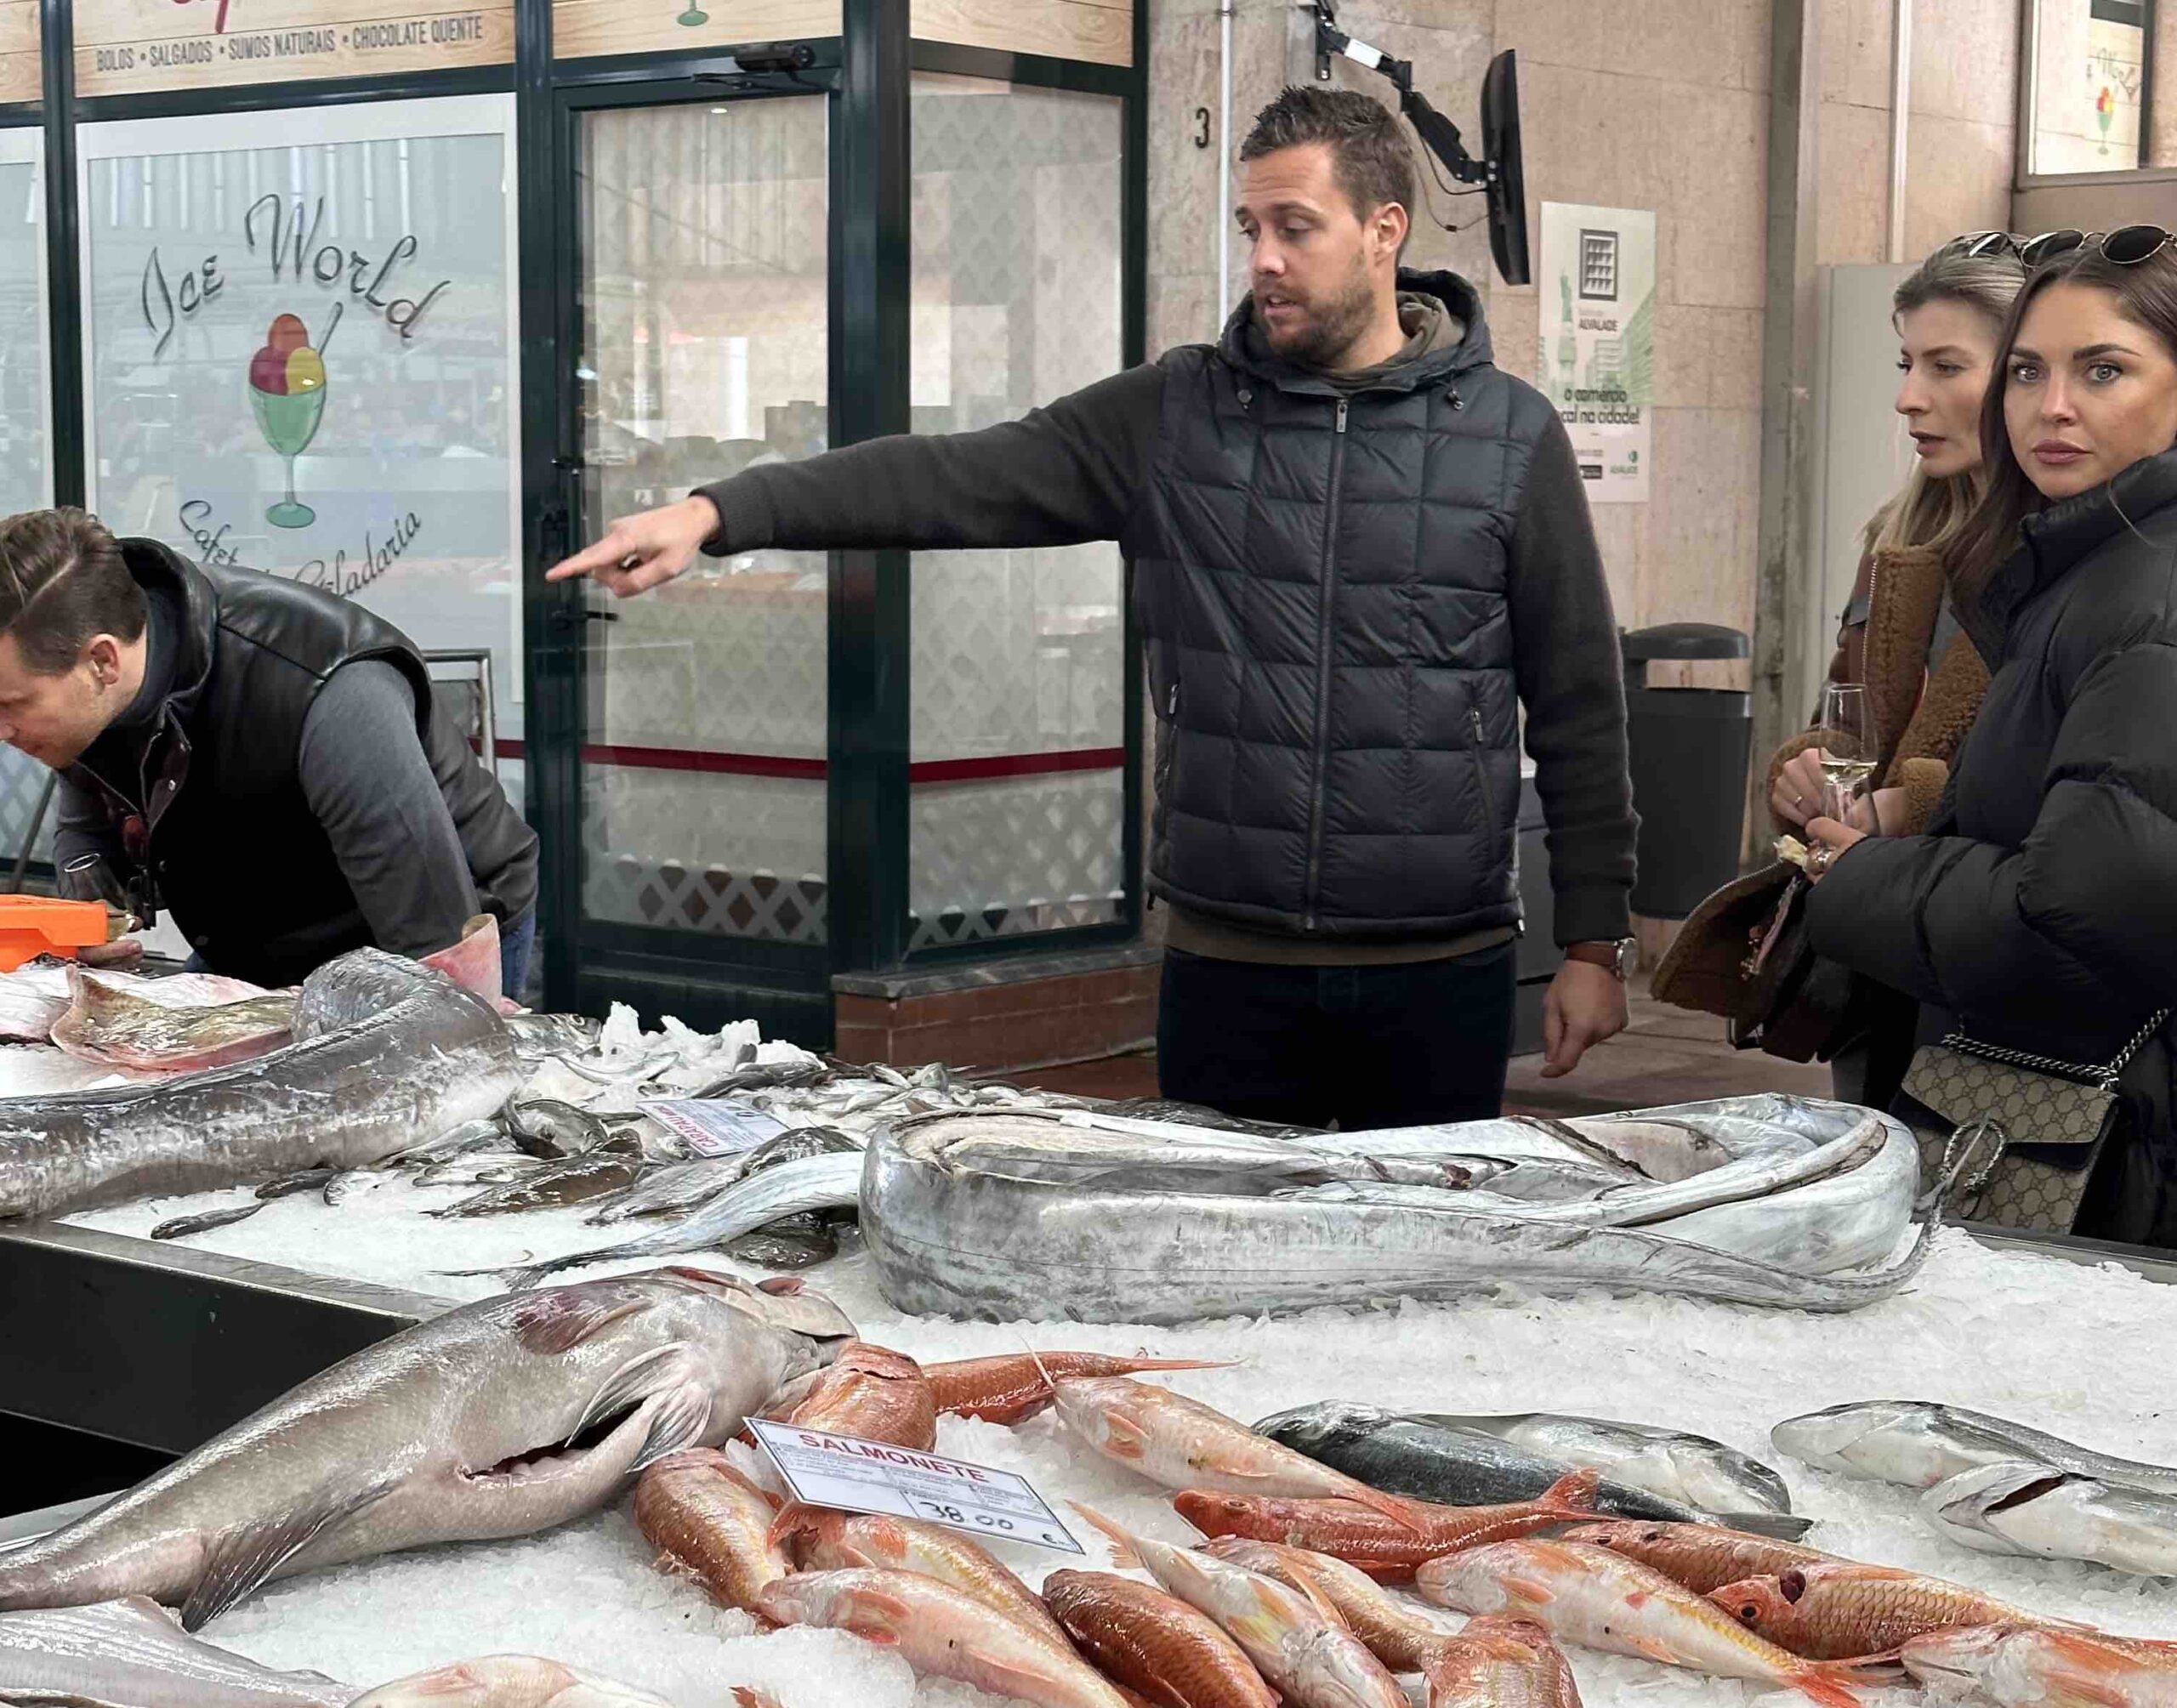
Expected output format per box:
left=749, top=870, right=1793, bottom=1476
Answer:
left=1737, top=1604, right=1759, bottom=1621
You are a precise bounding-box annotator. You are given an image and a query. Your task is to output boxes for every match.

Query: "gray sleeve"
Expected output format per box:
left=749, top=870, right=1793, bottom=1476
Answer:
left=297, top=661, right=480, bottom=959
left=53, top=775, right=133, bottom=906
left=1504, top=415, right=1639, bottom=945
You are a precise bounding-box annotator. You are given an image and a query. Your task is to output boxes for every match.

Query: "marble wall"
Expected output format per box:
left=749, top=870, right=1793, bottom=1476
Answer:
left=1142, top=0, right=2020, bottom=641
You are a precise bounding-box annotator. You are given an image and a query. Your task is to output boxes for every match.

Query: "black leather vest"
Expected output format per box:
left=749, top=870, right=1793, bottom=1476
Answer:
left=65, top=540, right=537, bottom=987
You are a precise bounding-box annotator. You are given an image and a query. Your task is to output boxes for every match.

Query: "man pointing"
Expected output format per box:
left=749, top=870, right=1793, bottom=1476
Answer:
left=553, top=86, right=1639, bottom=1127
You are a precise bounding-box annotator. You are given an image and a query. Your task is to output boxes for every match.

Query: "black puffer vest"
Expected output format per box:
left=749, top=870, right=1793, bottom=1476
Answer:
left=65, top=541, right=537, bottom=987
left=1126, top=271, right=1559, bottom=938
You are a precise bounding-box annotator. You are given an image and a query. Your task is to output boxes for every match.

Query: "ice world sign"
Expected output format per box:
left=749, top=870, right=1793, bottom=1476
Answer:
left=1538, top=202, right=1654, bottom=504
left=78, top=95, right=526, bottom=718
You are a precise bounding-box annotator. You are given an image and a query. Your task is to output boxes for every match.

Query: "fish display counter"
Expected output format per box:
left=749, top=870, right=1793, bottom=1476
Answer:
left=7, top=950, right=2177, bottom=1708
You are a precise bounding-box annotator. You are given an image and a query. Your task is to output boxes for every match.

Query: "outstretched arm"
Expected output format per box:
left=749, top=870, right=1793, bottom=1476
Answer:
left=550, top=363, right=1167, bottom=598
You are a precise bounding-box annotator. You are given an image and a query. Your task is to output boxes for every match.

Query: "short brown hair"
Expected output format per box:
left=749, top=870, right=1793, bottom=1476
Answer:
left=1241, top=86, right=1417, bottom=232
left=0, top=508, right=147, bottom=674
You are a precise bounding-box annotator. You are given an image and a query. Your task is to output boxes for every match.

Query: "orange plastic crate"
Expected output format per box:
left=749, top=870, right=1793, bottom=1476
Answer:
left=0, top=896, right=111, bottom=973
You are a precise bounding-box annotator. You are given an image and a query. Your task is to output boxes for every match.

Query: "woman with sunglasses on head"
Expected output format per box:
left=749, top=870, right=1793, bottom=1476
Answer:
left=1800, top=224, right=2177, bottom=1244
left=1660, top=234, right=2021, bottom=1104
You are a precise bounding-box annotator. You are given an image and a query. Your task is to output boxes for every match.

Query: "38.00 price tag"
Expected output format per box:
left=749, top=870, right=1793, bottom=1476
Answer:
left=746, top=1418, right=1083, bottom=1554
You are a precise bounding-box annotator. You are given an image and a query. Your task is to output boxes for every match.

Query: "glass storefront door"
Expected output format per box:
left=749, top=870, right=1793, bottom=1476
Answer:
left=566, top=91, right=831, bottom=953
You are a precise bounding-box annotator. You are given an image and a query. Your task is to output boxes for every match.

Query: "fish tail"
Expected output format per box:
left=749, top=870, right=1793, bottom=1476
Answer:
left=1068, top=1501, right=1143, bottom=1572
left=1714, top=1510, right=1815, bottom=1541
left=1541, top=1467, right=1602, bottom=1514
left=1791, top=1665, right=1866, bottom=1708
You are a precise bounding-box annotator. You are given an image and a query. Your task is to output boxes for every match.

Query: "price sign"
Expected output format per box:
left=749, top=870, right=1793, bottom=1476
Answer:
left=641, top=1100, right=787, bottom=1157
left=747, top=1419, right=1083, bottom=1555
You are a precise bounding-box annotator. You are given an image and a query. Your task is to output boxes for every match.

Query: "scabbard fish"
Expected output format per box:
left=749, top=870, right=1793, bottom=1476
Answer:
left=862, top=1103, right=1929, bottom=1324
left=0, top=1269, right=854, bottom=1628
left=0, top=949, right=524, bottom=1221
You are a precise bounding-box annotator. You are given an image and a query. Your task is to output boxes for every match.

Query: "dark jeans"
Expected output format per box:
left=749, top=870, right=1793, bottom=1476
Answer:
left=499, top=910, right=536, bottom=1005
left=1157, top=940, right=1519, bottom=1131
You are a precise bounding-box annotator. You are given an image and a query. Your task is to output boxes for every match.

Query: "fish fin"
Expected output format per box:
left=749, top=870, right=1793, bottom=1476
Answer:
left=1501, top=1570, right=1557, bottom=1605
left=2028, top=1631, right=2141, bottom=1706
left=1265, top=1569, right=1347, bottom=1631
left=632, top=1378, right=716, bottom=1473
left=1540, top=1468, right=1600, bottom=1513
left=1103, top=1412, right=1152, bottom=1461
left=967, top=1649, right=1077, bottom=1701
left=732, top=1689, right=787, bottom=1708
left=1791, top=1667, right=1865, bottom=1708
left=569, top=1340, right=702, bottom=1453
left=1714, top=1511, right=1814, bottom=1541
left=179, top=1478, right=396, bottom=1631
left=1068, top=1502, right=1143, bottom=1572
left=1630, top=1636, right=1682, bottom=1666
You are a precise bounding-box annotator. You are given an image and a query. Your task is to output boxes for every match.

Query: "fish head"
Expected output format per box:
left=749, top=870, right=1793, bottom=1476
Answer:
left=1771, top=1400, right=1966, bottom=1485
left=1292, top=1628, right=1404, bottom=1708
left=1708, top=1574, right=1799, bottom=1644
left=1900, top=1626, right=2009, bottom=1699
left=1051, top=1374, right=1166, bottom=1461
left=660, top=1268, right=857, bottom=1350
left=1251, top=1399, right=1394, bottom=1452
left=1414, top=1544, right=1521, bottom=1614
left=1174, top=1490, right=1261, bottom=1536
left=756, top=1569, right=911, bottom=1642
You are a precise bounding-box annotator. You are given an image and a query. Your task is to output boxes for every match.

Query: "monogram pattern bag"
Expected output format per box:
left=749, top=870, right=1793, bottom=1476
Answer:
left=1904, top=1009, right=2168, bottom=1232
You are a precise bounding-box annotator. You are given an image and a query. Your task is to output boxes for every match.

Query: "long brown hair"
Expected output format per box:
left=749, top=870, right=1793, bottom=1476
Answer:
left=1866, top=244, right=2026, bottom=559
left=1949, top=243, right=2177, bottom=598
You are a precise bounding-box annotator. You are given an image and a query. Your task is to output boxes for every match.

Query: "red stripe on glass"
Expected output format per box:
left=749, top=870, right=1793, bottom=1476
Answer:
left=484, top=739, right=1123, bottom=784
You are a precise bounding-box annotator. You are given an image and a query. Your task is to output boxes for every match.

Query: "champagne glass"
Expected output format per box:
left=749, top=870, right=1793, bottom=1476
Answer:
left=1817, top=683, right=1876, bottom=827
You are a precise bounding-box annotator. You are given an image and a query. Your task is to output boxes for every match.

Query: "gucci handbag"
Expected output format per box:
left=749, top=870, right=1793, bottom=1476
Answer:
left=1903, top=1008, right=2168, bottom=1232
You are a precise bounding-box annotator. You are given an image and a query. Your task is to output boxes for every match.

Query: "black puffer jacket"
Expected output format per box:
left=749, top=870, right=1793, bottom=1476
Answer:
left=1808, top=445, right=2177, bottom=1236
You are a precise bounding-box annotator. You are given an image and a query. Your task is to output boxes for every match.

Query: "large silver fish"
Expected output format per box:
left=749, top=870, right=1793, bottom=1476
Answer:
left=862, top=1102, right=1930, bottom=1324
left=0, top=1597, right=352, bottom=1708
left=0, top=1268, right=853, bottom=1629
left=1772, top=1401, right=2177, bottom=1495
left=1922, top=1461, right=2177, bottom=1576
left=1418, top=1413, right=1794, bottom=1517
left=0, top=950, right=523, bottom=1221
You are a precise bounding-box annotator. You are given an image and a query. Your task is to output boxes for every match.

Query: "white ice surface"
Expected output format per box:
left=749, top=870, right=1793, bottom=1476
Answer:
left=38, top=1017, right=2177, bottom=1707
left=54, top=1175, right=2177, bottom=1708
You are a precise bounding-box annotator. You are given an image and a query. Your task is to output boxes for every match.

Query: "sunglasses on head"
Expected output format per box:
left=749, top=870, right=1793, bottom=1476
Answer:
left=2018, top=224, right=2177, bottom=268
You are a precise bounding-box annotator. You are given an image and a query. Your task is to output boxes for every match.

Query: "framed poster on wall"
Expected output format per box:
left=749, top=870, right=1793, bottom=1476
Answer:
left=75, top=94, right=526, bottom=791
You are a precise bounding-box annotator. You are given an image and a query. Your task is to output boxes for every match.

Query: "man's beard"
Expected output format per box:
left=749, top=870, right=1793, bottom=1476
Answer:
left=1255, top=264, right=1378, bottom=369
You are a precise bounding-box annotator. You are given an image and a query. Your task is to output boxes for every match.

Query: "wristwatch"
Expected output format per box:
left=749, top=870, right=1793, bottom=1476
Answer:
left=1564, top=938, right=1637, bottom=981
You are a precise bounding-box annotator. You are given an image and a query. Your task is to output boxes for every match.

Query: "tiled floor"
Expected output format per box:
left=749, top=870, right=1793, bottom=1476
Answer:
left=1006, top=982, right=1836, bottom=1117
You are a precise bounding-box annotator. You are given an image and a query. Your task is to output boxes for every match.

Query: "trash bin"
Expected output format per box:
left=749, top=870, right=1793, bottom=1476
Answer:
left=1622, top=623, right=1753, bottom=920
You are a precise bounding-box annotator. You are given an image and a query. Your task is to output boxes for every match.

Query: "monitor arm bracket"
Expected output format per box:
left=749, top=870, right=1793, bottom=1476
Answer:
left=1310, top=1, right=1488, bottom=189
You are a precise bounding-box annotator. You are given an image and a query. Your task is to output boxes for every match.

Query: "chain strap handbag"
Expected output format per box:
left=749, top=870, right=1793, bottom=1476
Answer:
left=1903, top=1008, right=2168, bottom=1232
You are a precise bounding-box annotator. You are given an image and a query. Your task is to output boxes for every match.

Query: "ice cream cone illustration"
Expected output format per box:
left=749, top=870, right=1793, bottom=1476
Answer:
left=2097, top=86, right=2115, bottom=154
left=249, top=312, right=327, bottom=530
